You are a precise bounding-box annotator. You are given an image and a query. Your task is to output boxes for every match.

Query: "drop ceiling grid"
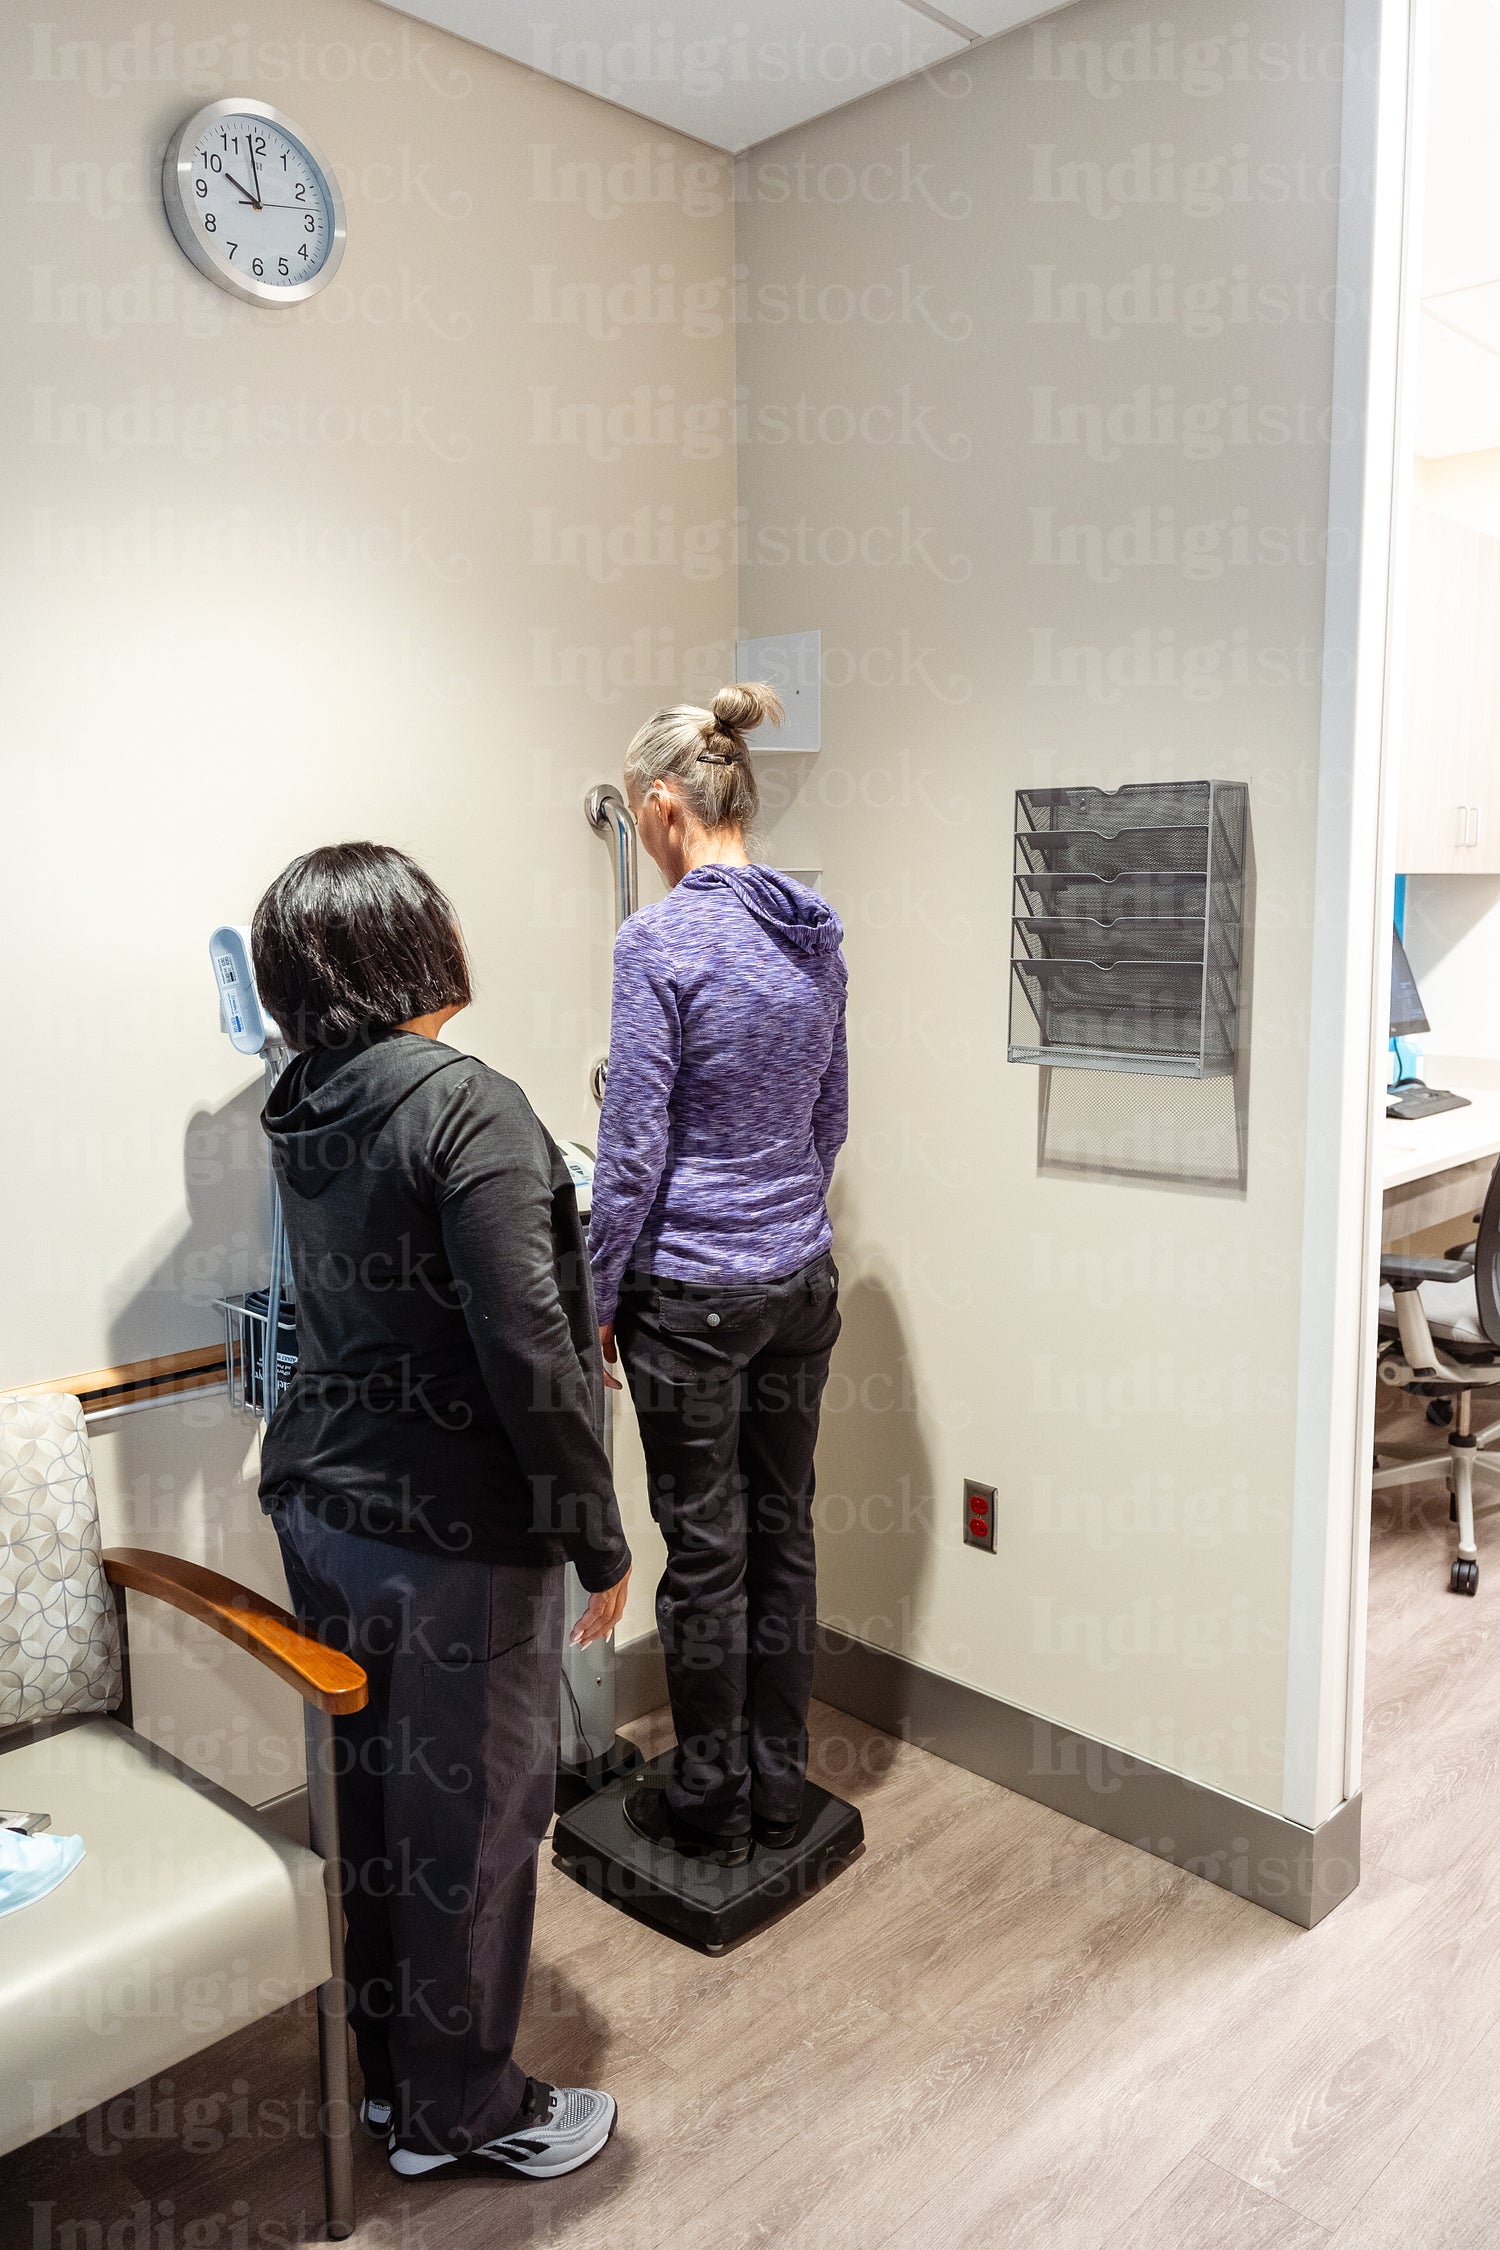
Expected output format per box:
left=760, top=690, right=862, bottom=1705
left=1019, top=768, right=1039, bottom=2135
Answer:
left=371, top=0, right=1072, bottom=150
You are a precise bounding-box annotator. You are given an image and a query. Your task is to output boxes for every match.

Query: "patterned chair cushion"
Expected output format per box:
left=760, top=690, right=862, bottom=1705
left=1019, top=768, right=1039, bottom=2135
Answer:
left=0, top=1393, right=120, bottom=1729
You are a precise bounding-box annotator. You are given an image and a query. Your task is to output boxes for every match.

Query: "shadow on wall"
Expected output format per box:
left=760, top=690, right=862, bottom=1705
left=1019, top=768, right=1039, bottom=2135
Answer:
left=1035, top=816, right=1257, bottom=1199
left=107, top=1078, right=272, bottom=1364
left=101, top=1079, right=273, bottom=1563
left=812, top=1245, right=936, bottom=1800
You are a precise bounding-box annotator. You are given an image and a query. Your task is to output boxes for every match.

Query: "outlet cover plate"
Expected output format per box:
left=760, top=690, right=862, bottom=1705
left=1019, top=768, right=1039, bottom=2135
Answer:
left=964, top=1479, right=997, bottom=1552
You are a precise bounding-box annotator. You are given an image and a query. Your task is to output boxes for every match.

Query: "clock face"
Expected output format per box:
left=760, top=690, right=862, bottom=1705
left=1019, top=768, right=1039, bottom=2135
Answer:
left=163, top=101, right=345, bottom=306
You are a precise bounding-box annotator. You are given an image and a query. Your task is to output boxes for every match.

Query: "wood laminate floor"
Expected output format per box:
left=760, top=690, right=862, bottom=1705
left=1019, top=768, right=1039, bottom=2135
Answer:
left=5, top=1405, right=1495, bottom=2249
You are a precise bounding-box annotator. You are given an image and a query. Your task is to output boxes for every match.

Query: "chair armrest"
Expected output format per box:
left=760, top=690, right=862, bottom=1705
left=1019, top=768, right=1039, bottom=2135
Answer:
left=1379, top=1255, right=1475, bottom=1290
left=1444, top=1242, right=1479, bottom=1267
left=103, top=1548, right=367, bottom=1716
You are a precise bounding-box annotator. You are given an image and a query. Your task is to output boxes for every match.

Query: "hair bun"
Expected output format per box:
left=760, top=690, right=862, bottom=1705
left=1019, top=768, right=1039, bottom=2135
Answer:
left=711, top=681, right=785, bottom=737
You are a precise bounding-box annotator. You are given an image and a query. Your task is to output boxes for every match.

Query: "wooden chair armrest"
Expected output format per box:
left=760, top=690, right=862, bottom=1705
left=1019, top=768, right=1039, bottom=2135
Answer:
left=103, top=1547, right=368, bottom=1716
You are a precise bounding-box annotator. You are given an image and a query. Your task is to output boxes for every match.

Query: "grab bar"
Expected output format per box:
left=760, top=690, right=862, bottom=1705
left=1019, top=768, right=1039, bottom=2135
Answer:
left=585, top=784, right=638, bottom=930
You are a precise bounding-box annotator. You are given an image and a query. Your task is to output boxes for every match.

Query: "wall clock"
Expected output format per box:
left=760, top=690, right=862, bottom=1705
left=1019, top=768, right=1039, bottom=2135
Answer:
left=162, top=98, right=346, bottom=307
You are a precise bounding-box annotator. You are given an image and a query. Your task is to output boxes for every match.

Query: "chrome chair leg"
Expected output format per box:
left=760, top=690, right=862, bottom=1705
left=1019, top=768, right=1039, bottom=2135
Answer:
left=304, top=1704, right=355, bottom=2240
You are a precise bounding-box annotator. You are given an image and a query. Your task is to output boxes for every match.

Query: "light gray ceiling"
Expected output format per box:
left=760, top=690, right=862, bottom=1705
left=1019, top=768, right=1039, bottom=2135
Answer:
left=378, top=0, right=1058, bottom=150
left=1415, top=0, right=1500, bottom=455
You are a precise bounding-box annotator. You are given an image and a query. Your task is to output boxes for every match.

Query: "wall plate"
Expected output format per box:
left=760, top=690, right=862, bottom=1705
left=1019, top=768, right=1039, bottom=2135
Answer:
left=734, top=630, right=820, bottom=752
left=963, top=1479, right=997, bottom=1552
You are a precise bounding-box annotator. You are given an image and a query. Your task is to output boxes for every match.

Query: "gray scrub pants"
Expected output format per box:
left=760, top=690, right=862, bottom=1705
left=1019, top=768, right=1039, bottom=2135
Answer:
left=271, top=1492, right=563, bottom=2156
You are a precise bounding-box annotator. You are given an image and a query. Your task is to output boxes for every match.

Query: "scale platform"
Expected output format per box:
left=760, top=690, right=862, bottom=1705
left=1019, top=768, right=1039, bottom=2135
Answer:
left=551, top=1749, right=865, bottom=1953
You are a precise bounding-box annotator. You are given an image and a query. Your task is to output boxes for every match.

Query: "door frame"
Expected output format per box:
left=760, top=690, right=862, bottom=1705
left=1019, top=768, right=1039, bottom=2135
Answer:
left=1282, top=0, right=1426, bottom=1829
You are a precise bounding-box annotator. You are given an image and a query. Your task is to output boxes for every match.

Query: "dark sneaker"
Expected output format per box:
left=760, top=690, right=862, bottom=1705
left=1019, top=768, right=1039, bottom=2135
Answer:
left=388, top=2078, right=617, bottom=2181
left=360, top=2095, right=393, bottom=2137
left=752, top=1815, right=801, bottom=1851
left=622, top=1777, right=752, bottom=1867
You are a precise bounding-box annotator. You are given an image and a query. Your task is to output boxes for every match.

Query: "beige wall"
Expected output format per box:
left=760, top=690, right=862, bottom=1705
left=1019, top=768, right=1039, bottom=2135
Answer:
left=3, top=0, right=739, bottom=1707
left=7, top=0, right=1367, bottom=1824
left=736, top=0, right=1346, bottom=1816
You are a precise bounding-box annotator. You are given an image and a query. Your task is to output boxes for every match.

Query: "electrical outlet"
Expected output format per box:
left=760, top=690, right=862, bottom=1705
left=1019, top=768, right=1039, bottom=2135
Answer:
left=963, top=1479, right=997, bottom=1552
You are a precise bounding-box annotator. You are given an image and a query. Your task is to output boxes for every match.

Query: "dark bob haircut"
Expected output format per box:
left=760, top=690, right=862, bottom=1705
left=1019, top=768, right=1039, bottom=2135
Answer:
left=251, top=842, right=471, bottom=1052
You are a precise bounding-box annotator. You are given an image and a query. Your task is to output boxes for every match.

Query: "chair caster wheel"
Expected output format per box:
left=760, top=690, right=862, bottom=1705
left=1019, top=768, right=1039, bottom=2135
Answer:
left=1428, top=1399, right=1455, bottom=1427
left=1451, top=1558, right=1479, bottom=1596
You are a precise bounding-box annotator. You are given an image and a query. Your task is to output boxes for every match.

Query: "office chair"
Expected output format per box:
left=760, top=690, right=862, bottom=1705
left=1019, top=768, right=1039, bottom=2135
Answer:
left=1375, top=1150, right=1500, bottom=1595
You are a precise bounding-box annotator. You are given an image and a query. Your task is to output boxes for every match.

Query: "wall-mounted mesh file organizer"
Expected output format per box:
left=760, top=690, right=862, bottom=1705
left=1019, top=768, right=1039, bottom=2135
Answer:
left=1008, top=781, right=1247, bottom=1078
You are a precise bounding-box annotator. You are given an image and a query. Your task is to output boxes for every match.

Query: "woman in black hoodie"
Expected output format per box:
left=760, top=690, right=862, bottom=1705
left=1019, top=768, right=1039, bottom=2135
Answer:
left=252, top=842, right=630, bottom=2185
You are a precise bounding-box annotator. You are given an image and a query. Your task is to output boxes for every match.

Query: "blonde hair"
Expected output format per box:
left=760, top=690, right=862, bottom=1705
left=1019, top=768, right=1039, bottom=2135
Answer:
left=623, top=682, right=784, bottom=833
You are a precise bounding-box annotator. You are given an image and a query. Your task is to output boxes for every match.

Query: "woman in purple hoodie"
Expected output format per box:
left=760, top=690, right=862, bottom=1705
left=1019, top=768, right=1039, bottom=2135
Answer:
left=589, top=683, right=848, bottom=1866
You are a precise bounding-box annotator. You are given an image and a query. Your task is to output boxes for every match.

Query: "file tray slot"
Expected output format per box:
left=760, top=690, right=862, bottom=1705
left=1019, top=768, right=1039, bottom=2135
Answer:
left=1008, top=782, right=1247, bottom=1079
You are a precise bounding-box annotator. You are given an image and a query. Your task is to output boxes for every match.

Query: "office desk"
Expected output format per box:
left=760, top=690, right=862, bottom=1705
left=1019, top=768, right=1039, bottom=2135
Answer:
left=1382, top=1084, right=1500, bottom=1244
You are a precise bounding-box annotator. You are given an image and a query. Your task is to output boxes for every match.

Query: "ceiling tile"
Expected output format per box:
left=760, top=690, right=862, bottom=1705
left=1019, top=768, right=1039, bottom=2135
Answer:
left=929, top=0, right=1061, bottom=31
left=1428, top=283, right=1500, bottom=362
left=390, top=0, right=967, bottom=149
left=1421, top=0, right=1500, bottom=299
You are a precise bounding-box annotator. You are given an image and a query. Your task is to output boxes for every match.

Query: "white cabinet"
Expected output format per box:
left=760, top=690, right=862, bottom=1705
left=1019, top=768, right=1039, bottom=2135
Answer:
left=1396, top=509, right=1500, bottom=874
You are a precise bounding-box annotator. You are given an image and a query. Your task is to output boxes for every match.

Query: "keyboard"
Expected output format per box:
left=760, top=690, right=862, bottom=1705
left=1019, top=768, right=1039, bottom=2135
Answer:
left=1386, top=1085, right=1473, bottom=1122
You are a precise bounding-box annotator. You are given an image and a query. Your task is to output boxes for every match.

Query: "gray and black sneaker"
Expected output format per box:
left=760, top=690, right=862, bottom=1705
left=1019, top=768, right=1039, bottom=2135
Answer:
left=359, top=2095, right=393, bottom=2138
left=388, top=2079, right=617, bottom=2181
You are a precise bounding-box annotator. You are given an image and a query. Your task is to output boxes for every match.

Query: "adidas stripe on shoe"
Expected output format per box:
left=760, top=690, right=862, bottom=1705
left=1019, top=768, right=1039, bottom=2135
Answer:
left=387, top=2080, right=617, bottom=2182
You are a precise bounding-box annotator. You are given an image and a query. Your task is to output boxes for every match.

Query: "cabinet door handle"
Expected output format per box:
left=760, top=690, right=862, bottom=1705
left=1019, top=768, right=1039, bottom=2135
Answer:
left=1460, top=803, right=1471, bottom=848
left=1474, top=806, right=1483, bottom=850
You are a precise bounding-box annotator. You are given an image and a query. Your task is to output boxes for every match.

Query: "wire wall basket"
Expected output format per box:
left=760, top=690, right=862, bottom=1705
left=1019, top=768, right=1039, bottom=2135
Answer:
left=1008, top=781, right=1248, bottom=1079
left=217, top=1288, right=298, bottom=1418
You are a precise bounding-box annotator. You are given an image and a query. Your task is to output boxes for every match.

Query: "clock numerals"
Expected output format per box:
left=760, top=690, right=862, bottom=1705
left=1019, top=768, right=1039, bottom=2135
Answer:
left=165, top=100, right=344, bottom=304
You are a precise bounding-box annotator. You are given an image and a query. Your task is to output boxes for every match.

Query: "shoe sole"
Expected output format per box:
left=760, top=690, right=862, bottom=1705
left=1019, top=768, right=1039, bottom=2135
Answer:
left=389, top=2099, right=618, bottom=2182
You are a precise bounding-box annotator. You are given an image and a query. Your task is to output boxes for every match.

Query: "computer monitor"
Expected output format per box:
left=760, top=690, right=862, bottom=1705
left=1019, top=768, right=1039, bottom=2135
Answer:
left=1391, top=922, right=1430, bottom=1040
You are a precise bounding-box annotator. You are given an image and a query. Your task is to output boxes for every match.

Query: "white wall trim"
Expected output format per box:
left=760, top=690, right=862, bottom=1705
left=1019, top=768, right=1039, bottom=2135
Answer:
left=1283, top=0, right=1417, bottom=1827
left=1344, top=0, right=1429, bottom=1805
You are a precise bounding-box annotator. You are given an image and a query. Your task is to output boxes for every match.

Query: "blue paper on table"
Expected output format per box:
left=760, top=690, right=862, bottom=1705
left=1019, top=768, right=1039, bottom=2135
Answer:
left=0, top=1828, right=84, bottom=1915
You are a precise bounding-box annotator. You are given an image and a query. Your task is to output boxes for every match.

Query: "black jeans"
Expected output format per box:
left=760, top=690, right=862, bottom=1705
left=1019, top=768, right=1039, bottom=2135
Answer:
left=617, top=1251, right=840, bottom=1839
left=271, top=1493, right=563, bottom=2156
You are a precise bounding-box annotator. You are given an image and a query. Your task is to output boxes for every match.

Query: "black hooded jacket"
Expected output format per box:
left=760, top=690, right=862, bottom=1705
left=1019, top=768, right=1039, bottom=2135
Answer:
left=257, top=1031, right=630, bottom=1591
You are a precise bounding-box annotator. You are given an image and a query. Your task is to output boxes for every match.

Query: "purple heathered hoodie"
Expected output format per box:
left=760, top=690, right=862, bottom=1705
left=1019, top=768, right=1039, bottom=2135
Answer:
left=588, top=864, right=849, bottom=1322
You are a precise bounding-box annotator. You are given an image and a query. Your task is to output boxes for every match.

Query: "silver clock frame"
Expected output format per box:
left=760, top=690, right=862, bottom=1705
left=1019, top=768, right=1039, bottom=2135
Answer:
left=162, top=98, right=347, bottom=308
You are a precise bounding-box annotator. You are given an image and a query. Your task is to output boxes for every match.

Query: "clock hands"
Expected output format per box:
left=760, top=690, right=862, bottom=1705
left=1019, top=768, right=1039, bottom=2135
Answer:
left=221, top=164, right=309, bottom=214
left=246, top=131, right=263, bottom=210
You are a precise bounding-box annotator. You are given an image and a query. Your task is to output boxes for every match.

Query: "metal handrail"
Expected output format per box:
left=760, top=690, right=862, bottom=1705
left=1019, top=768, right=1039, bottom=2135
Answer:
left=585, top=784, right=638, bottom=929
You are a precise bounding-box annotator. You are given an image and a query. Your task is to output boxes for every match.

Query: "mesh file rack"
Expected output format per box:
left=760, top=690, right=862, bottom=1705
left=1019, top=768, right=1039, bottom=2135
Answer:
left=1008, top=781, right=1248, bottom=1078
left=218, top=1283, right=297, bottom=1417
left=214, top=1045, right=296, bottom=1419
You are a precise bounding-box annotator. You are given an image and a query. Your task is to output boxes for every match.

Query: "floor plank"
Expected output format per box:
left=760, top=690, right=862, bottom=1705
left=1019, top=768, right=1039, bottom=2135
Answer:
left=864, top=1865, right=1423, bottom=2250
left=1191, top=1844, right=1500, bottom=2226
left=1102, top=2156, right=1330, bottom=2249
left=1327, top=2017, right=1500, bottom=2247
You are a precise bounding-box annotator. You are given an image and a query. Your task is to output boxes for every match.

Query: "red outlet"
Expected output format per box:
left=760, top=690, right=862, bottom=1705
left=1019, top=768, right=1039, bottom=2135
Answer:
left=964, top=1479, right=997, bottom=1552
